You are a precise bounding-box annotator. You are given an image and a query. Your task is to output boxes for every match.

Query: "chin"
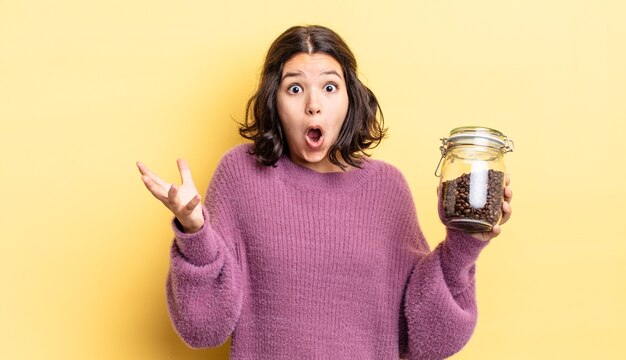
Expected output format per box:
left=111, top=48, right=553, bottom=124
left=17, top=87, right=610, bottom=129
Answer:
left=303, top=153, right=327, bottom=164
left=295, top=148, right=328, bottom=164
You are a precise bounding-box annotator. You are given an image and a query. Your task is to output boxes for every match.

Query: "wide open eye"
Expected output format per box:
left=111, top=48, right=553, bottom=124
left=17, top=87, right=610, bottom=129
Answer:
left=324, top=83, right=337, bottom=93
left=288, top=85, right=303, bottom=94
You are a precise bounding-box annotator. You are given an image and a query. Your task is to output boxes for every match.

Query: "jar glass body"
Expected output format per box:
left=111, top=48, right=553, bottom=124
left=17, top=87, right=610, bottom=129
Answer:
left=437, top=144, right=507, bottom=233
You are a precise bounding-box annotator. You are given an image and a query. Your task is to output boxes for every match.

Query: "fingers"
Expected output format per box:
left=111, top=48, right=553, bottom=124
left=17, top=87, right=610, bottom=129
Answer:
left=168, top=183, right=180, bottom=206
left=490, top=224, right=501, bottom=237
left=504, top=186, right=513, bottom=204
left=167, top=184, right=201, bottom=215
left=166, top=183, right=186, bottom=214
left=140, top=174, right=169, bottom=202
left=138, top=160, right=201, bottom=223
left=474, top=174, right=512, bottom=240
left=185, top=194, right=202, bottom=212
left=500, top=200, right=512, bottom=225
left=177, top=158, right=195, bottom=185
left=501, top=173, right=512, bottom=225
left=136, top=161, right=169, bottom=189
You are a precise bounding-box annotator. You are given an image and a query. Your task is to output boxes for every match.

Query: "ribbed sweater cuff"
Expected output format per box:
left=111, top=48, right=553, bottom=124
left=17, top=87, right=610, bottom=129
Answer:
left=443, top=228, right=490, bottom=264
left=171, top=205, right=219, bottom=266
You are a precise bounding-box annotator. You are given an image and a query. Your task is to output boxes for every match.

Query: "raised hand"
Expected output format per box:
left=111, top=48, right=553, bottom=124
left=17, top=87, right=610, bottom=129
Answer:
left=136, top=159, right=204, bottom=233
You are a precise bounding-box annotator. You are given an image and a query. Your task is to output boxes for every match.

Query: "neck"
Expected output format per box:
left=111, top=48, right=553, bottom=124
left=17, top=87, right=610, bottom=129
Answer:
left=290, top=154, right=353, bottom=173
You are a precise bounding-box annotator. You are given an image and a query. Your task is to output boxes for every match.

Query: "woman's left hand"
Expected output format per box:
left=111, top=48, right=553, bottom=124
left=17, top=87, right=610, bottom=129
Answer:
left=469, top=173, right=513, bottom=242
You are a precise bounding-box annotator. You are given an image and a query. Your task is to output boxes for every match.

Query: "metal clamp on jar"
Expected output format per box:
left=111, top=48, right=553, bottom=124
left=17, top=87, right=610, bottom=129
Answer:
left=435, top=126, right=514, bottom=232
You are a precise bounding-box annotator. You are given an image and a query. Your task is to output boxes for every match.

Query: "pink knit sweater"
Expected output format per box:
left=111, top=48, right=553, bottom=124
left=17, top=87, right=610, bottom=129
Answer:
left=166, top=144, right=490, bottom=359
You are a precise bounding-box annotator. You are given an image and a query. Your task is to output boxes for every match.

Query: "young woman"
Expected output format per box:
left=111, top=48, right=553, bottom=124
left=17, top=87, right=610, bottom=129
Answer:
left=137, top=25, right=513, bottom=359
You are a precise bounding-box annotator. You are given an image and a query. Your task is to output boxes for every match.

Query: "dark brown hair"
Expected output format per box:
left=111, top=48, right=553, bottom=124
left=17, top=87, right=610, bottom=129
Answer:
left=239, top=25, right=387, bottom=170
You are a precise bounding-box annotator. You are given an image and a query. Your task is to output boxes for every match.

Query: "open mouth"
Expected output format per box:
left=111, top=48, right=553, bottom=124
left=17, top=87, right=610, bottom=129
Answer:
left=305, top=127, right=324, bottom=148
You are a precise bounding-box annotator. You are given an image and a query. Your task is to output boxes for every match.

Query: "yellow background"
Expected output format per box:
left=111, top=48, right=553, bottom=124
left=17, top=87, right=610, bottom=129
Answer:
left=1, top=0, right=624, bottom=359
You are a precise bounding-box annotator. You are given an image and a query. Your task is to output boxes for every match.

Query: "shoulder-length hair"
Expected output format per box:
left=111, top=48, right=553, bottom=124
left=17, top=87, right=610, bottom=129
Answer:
left=239, top=25, right=387, bottom=170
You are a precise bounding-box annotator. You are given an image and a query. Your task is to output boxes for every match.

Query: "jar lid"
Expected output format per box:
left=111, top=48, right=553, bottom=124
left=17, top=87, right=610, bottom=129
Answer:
left=445, top=126, right=513, bottom=152
left=434, top=126, right=514, bottom=176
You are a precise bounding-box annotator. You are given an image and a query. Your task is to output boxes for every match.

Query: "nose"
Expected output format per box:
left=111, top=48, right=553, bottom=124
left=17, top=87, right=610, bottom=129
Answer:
left=305, top=92, right=321, bottom=116
left=306, top=105, right=321, bottom=116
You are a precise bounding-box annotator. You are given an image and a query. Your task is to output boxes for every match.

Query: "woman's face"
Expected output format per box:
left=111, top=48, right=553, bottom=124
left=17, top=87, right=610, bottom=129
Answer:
left=276, top=52, right=349, bottom=173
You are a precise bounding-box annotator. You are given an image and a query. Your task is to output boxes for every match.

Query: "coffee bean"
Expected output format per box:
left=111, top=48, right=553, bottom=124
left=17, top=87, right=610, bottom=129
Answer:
left=438, top=169, right=505, bottom=232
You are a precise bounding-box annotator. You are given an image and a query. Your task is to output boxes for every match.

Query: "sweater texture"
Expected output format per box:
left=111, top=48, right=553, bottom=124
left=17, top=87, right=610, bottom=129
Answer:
left=166, top=144, right=490, bottom=359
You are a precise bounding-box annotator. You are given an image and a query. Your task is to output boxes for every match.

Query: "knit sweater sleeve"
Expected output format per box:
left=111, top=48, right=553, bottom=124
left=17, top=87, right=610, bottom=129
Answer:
left=391, top=170, right=490, bottom=359
left=165, top=151, right=244, bottom=349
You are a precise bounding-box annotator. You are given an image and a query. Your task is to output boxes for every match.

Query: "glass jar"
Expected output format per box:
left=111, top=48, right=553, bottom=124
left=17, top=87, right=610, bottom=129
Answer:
left=435, top=126, right=514, bottom=232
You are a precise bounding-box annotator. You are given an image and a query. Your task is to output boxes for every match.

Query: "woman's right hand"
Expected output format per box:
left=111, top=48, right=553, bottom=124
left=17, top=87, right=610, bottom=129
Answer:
left=136, top=159, right=204, bottom=233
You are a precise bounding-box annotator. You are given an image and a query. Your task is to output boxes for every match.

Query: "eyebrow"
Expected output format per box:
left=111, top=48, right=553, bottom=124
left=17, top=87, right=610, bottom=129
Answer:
left=321, top=70, right=343, bottom=79
left=281, top=71, right=303, bottom=81
left=280, top=70, right=343, bottom=82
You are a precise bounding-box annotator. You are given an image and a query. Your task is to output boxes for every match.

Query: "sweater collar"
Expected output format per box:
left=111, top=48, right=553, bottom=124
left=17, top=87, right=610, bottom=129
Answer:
left=277, top=153, right=373, bottom=192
